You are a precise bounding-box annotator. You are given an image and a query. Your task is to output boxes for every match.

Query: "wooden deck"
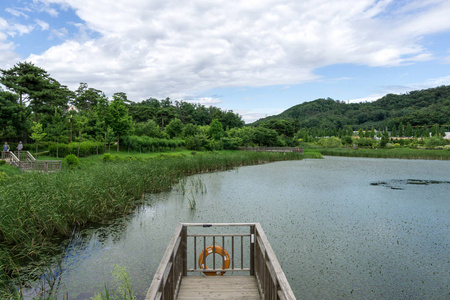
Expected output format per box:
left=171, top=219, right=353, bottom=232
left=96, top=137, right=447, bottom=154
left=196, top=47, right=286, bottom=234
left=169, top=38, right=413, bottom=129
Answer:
left=177, top=276, right=260, bottom=300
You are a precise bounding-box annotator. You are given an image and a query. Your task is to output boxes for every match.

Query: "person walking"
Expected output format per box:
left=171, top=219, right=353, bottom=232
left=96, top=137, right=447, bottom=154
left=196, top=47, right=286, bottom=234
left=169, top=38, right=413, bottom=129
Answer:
left=3, top=142, right=9, bottom=152
left=17, top=141, right=23, bottom=151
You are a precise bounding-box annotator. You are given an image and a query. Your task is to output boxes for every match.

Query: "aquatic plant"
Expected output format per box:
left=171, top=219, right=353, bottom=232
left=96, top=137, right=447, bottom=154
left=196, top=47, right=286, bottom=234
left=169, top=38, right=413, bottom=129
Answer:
left=91, top=265, right=136, bottom=300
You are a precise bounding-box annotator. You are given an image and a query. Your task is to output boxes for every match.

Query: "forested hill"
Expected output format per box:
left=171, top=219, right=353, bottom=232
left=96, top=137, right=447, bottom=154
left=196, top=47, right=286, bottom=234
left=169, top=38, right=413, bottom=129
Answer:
left=251, top=85, right=450, bottom=130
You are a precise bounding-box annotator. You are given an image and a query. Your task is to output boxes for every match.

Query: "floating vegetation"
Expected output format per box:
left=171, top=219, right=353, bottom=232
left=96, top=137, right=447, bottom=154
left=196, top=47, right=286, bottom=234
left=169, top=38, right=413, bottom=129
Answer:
left=370, top=179, right=450, bottom=190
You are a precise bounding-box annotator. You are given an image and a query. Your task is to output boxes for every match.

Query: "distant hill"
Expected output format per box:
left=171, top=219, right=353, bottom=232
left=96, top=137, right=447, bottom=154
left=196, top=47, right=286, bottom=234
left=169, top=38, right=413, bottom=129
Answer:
left=251, top=85, right=450, bottom=130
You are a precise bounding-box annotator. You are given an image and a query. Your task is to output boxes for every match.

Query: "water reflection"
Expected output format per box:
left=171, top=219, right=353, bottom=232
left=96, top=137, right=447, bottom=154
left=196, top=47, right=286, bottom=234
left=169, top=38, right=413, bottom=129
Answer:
left=42, top=157, right=449, bottom=299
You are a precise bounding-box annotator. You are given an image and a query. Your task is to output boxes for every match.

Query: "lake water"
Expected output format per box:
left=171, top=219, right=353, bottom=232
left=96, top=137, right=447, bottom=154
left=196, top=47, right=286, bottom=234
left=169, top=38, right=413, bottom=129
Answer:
left=42, top=157, right=449, bottom=299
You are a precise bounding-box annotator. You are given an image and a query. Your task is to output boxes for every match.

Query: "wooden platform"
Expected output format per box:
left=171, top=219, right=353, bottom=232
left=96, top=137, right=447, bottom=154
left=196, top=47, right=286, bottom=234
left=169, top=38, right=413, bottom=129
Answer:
left=177, top=276, right=261, bottom=300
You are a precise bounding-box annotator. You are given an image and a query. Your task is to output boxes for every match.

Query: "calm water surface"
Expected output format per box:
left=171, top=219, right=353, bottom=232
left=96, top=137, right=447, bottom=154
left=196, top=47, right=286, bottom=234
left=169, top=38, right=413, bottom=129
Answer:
left=51, top=157, right=449, bottom=299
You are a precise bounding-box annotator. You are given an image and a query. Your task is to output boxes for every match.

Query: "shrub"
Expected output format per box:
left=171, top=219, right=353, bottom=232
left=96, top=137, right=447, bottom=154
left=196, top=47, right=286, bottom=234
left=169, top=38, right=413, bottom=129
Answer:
left=356, top=138, right=373, bottom=147
left=0, top=160, right=5, bottom=165
left=64, top=154, right=80, bottom=169
left=221, top=137, right=243, bottom=150
left=424, top=137, right=445, bottom=148
left=49, top=141, right=104, bottom=157
left=342, top=136, right=353, bottom=145
left=318, top=137, right=342, bottom=148
left=103, top=153, right=114, bottom=162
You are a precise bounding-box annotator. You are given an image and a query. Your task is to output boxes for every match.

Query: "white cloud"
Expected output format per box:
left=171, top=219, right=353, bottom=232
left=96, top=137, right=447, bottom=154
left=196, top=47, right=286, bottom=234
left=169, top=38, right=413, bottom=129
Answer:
left=0, top=18, right=21, bottom=66
left=424, top=75, right=450, bottom=87
left=237, top=108, right=285, bottom=124
left=347, top=95, right=383, bottom=103
left=22, top=0, right=450, bottom=104
left=186, top=97, right=223, bottom=106
left=49, top=27, right=68, bottom=39
left=5, top=8, right=29, bottom=18
left=35, top=19, right=49, bottom=31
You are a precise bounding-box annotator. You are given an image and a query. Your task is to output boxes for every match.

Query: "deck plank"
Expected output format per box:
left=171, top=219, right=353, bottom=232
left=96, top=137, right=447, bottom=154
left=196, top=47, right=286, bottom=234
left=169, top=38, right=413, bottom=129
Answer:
left=177, top=276, right=260, bottom=300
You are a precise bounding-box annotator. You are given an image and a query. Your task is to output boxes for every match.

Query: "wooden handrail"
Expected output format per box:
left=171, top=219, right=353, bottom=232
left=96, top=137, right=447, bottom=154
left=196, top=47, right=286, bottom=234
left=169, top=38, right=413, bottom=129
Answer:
left=145, top=223, right=296, bottom=300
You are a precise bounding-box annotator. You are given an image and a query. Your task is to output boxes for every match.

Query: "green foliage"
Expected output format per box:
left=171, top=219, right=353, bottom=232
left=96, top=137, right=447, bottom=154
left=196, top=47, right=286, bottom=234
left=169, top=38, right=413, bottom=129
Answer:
left=64, top=154, right=80, bottom=169
left=185, top=134, right=209, bottom=151
left=49, top=141, right=104, bottom=157
left=317, top=137, right=342, bottom=148
left=91, top=265, right=136, bottom=300
left=31, top=121, right=47, bottom=153
left=342, top=136, right=353, bottom=145
left=165, top=118, right=184, bottom=138
left=424, top=136, right=445, bottom=148
left=209, top=119, right=224, bottom=140
left=103, top=153, right=114, bottom=162
left=380, top=131, right=390, bottom=147
left=251, top=86, right=450, bottom=134
left=221, top=137, right=243, bottom=150
left=356, top=138, right=374, bottom=148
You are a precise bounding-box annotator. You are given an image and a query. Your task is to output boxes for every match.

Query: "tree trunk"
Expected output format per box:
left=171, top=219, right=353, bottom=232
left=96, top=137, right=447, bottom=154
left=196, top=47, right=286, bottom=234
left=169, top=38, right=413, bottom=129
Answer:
left=117, top=134, right=119, bottom=152
left=56, top=137, right=59, bottom=158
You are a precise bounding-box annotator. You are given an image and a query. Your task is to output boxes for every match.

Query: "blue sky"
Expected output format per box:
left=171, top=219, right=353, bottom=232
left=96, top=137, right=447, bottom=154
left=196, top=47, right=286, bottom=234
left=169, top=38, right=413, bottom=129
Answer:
left=1, top=0, right=450, bottom=123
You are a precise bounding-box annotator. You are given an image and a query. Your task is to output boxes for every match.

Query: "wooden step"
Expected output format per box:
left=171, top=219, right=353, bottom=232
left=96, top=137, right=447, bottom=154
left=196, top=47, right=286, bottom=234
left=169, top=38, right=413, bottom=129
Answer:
left=177, top=276, right=260, bottom=300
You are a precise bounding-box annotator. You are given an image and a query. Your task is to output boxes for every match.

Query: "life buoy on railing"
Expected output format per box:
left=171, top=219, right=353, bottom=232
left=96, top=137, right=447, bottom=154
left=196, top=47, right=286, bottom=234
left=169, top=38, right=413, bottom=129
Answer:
left=198, top=245, right=231, bottom=276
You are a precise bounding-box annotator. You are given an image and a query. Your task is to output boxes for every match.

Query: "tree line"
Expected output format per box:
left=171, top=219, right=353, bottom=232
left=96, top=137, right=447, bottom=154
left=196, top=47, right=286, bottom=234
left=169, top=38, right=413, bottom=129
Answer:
left=0, top=62, right=257, bottom=152
left=252, top=85, right=450, bottom=134
left=1, top=61, right=449, bottom=155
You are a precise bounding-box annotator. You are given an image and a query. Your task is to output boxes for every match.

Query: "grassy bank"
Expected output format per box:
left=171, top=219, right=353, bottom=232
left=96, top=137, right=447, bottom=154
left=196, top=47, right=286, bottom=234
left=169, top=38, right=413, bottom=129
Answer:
left=0, top=150, right=306, bottom=294
left=317, top=147, right=450, bottom=160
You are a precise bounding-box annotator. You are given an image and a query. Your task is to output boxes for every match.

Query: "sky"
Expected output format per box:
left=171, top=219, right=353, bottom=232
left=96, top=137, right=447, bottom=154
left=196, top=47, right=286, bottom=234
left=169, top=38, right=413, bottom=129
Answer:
left=1, top=0, right=450, bottom=123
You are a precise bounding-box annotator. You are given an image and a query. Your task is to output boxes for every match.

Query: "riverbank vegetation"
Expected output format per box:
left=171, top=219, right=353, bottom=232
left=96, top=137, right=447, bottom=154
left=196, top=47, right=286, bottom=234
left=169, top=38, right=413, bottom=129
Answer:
left=1, top=62, right=449, bottom=160
left=0, top=150, right=303, bottom=297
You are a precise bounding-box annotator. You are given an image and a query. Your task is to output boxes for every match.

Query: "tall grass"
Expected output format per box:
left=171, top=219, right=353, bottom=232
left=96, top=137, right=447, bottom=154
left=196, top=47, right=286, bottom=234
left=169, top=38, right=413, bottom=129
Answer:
left=0, top=151, right=302, bottom=292
left=317, top=147, right=450, bottom=160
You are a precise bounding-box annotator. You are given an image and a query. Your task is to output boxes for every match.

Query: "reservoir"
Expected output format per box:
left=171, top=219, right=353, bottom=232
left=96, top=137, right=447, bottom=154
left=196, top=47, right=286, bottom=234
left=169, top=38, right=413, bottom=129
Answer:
left=45, top=156, right=450, bottom=299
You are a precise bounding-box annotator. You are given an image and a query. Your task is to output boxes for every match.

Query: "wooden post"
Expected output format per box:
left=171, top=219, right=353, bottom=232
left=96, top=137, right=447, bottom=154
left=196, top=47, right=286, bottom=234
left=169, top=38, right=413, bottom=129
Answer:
left=250, top=224, right=255, bottom=276
left=181, top=225, right=187, bottom=276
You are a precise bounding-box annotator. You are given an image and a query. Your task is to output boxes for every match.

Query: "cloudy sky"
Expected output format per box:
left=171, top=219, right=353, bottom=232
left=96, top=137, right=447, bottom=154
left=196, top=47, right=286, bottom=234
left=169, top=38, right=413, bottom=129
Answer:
left=1, top=0, right=450, bottom=123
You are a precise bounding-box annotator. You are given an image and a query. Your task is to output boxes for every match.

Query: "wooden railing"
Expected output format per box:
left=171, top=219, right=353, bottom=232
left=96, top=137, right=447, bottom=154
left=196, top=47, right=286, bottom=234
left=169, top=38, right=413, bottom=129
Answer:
left=13, top=151, right=37, bottom=162
left=145, top=223, right=296, bottom=300
left=18, top=160, right=62, bottom=172
left=1, top=151, right=61, bottom=172
left=240, top=147, right=303, bottom=154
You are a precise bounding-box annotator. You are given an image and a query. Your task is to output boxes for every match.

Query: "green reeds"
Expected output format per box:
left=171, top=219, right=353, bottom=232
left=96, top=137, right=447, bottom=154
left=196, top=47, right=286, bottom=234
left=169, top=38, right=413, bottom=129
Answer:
left=0, top=151, right=302, bottom=292
left=317, top=147, right=450, bottom=160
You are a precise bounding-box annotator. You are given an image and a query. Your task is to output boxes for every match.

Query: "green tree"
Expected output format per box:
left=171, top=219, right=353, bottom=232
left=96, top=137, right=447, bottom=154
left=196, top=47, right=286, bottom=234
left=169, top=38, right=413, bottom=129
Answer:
left=73, top=82, right=106, bottom=111
left=105, top=126, right=116, bottom=153
left=391, top=125, right=397, bottom=137
left=380, top=131, right=389, bottom=147
left=0, top=90, right=28, bottom=140
left=253, top=127, right=278, bottom=146
left=107, top=93, right=133, bottom=152
left=431, top=124, right=440, bottom=137
left=209, top=119, right=224, bottom=140
left=405, top=122, right=413, bottom=137
left=1, top=62, right=72, bottom=122
left=30, top=122, right=47, bottom=155
left=165, top=118, right=184, bottom=138
left=45, top=109, right=67, bottom=157
left=134, top=120, right=161, bottom=137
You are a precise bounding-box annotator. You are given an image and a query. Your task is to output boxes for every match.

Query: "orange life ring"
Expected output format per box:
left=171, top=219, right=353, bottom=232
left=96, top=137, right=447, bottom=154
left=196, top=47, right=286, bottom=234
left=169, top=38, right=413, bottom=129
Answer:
left=198, top=245, right=231, bottom=276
